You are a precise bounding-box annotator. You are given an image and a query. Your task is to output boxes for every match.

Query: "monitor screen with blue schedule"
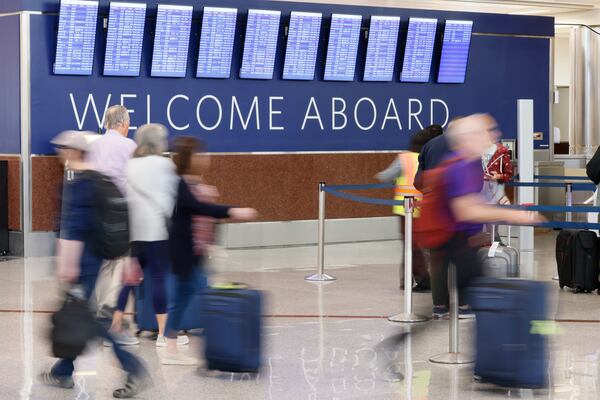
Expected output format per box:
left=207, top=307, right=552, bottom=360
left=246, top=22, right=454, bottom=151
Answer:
left=196, top=7, right=238, bottom=79
left=240, top=9, right=281, bottom=80
left=151, top=4, right=193, bottom=78
left=54, top=0, right=99, bottom=75
left=104, top=2, right=147, bottom=77
left=324, top=14, right=362, bottom=81
left=283, top=11, right=322, bottom=81
left=363, top=16, right=400, bottom=82
left=438, top=20, right=473, bottom=83
left=400, top=17, right=437, bottom=83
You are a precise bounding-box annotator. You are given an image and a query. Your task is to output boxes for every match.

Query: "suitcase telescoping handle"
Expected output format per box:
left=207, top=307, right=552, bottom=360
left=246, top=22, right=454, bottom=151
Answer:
left=491, top=224, right=512, bottom=246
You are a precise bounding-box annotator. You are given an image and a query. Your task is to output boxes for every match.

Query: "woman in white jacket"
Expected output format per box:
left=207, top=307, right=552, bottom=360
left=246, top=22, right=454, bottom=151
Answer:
left=109, top=124, right=188, bottom=347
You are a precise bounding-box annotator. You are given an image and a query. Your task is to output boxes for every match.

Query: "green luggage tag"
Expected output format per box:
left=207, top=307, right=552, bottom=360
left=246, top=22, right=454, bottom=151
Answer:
left=210, top=282, right=248, bottom=290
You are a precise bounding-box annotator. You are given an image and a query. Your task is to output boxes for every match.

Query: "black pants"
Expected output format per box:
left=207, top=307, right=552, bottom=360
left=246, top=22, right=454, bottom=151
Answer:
left=431, top=232, right=483, bottom=307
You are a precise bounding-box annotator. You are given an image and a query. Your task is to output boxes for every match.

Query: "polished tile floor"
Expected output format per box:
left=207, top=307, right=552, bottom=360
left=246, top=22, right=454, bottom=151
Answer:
left=2, top=232, right=600, bottom=399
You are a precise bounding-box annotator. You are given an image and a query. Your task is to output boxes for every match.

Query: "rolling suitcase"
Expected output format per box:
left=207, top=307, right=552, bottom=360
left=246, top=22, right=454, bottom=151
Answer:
left=135, top=271, right=207, bottom=332
left=556, top=230, right=599, bottom=293
left=469, top=278, right=548, bottom=388
left=203, top=285, right=262, bottom=373
left=478, top=225, right=519, bottom=278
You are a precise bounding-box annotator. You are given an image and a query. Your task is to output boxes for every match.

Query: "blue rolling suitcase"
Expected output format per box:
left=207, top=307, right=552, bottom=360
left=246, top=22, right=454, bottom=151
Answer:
left=203, top=286, right=262, bottom=373
left=135, top=271, right=207, bottom=332
left=469, top=278, right=548, bottom=388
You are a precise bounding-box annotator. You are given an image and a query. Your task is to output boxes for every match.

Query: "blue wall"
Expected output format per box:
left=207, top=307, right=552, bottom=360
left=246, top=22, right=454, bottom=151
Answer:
left=0, top=15, right=21, bottom=154
left=20, top=0, right=553, bottom=154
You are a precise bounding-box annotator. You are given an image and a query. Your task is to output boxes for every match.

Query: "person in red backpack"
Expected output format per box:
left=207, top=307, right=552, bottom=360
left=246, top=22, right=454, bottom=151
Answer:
left=423, top=114, right=543, bottom=318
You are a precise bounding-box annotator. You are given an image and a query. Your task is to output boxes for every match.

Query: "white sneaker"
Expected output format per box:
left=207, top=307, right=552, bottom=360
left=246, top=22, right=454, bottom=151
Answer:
left=155, top=335, right=189, bottom=347
left=104, top=332, right=140, bottom=347
left=161, top=352, right=199, bottom=366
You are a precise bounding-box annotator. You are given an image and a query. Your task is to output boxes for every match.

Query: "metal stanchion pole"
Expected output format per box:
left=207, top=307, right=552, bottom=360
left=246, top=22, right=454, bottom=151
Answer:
left=306, top=182, right=336, bottom=282
left=553, top=183, right=574, bottom=282
left=429, top=263, right=474, bottom=364
left=566, top=183, right=573, bottom=222
left=388, top=196, right=428, bottom=323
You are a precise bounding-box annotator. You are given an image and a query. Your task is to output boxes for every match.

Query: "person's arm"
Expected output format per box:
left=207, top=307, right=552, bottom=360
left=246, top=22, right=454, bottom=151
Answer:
left=55, top=239, right=83, bottom=282
left=178, top=179, right=231, bottom=218
left=450, top=194, right=542, bottom=225
left=499, top=148, right=514, bottom=182
left=375, top=157, right=403, bottom=183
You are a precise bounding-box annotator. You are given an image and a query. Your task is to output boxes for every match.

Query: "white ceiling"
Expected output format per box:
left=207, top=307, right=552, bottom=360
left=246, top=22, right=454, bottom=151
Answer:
left=278, top=0, right=600, bottom=20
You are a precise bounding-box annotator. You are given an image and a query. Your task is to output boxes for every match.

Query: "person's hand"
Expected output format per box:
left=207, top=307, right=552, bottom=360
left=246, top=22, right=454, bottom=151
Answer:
left=204, top=185, right=219, bottom=200
left=56, top=262, right=80, bottom=283
left=229, top=208, right=258, bottom=221
left=123, top=257, right=143, bottom=286
left=512, top=210, right=546, bottom=225
left=489, top=172, right=503, bottom=181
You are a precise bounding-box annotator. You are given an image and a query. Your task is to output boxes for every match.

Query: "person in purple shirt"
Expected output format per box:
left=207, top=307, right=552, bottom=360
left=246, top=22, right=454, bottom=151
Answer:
left=431, top=115, right=543, bottom=318
left=85, top=105, right=138, bottom=332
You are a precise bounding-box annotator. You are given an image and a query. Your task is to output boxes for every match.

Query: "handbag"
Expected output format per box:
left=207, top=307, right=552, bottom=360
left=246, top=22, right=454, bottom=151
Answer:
left=50, top=286, right=100, bottom=359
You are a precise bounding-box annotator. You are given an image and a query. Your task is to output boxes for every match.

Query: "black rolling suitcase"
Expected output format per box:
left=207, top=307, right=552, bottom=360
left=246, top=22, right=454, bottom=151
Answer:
left=556, top=230, right=599, bottom=293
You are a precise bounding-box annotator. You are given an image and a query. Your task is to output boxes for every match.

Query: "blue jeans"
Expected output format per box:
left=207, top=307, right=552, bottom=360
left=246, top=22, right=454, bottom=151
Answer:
left=52, top=247, right=144, bottom=378
left=164, top=268, right=206, bottom=339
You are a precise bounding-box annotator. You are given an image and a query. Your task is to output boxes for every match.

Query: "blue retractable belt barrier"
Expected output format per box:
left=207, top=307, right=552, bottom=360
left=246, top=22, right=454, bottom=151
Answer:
left=514, top=174, right=592, bottom=181
left=325, top=183, right=394, bottom=191
left=500, top=204, right=600, bottom=213
left=323, top=187, right=404, bottom=206
left=507, top=182, right=596, bottom=191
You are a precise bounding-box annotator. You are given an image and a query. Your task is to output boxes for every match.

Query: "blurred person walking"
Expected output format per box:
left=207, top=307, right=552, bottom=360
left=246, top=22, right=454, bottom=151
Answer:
left=416, top=114, right=543, bottom=318
left=480, top=117, right=514, bottom=242
left=110, top=124, right=187, bottom=347
left=376, top=127, right=441, bottom=291
left=86, top=105, right=137, bottom=329
left=39, top=131, right=149, bottom=399
left=162, top=136, right=257, bottom=365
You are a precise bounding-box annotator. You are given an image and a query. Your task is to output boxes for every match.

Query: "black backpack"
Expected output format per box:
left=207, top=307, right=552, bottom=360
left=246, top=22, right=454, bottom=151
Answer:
left=586, top=146, right=600, bottom=184
left=51, top=288, right=100, bottom=359
left=85, top=171, right=130, bottom=259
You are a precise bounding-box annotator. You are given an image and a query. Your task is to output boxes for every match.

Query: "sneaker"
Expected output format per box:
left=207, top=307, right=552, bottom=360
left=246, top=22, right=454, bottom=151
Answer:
left=105, top=332, right=140, bottom=347
left=113, top=372, right=152, bottom=399
left=161, top=352, right=200, bottom=366
left=459, top=308, right=476, bottom=319
left=38, top=371, right=75, bottom=389
left=432, top=306, right=449, bottom=319
left=155, top=335, right=189, bottom=347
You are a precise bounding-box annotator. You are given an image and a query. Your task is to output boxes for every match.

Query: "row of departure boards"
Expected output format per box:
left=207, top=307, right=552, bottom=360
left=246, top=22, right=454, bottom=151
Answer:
left=54, top=0, right=473, bottom=83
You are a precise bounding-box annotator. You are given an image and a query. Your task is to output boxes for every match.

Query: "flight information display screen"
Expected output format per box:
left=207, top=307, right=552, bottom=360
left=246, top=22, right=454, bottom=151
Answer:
left=151, top=4, right=193, bottom=78
left=104, top=2, right=147, bottom=77
left=438, top=20, right=473, bottom=83
left=54, top=0, right=99, bottom=75
left=240, top=9, right=281, bottom=80
left=400, top=17, right=437, bottom=83
left=363, top=16, right=400, bottom=82
left=324, top=14, right=362, bottom=81
left=196, top=7, right=238, bottom=79
left=282, top=11, right=322, bottom=81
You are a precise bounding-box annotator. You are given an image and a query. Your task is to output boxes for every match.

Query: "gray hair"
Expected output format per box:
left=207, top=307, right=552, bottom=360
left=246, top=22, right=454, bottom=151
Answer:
left=133, top=124, right=168, bottom=157
left=103, top=105, right=130, bottom=130
left=445, top=114, right=488, bottom=149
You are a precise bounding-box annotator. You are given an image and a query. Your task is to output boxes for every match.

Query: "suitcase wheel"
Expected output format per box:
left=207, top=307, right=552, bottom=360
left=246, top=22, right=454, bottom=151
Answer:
left=559, top=284, right=565, bottom=289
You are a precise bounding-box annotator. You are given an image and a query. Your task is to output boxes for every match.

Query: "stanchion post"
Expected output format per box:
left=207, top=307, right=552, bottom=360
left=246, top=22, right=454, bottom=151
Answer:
left=565, top=183, right=573, bottom=222
left=429, top=263, right=474, bottom=364
left=306, top=182, right=336, bottom=282
left=388, top=195, right=428, bottom=323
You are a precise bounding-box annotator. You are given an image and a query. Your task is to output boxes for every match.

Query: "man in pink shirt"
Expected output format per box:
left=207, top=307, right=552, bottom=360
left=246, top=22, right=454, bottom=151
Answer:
left=86, top=105, right=137, bottom=321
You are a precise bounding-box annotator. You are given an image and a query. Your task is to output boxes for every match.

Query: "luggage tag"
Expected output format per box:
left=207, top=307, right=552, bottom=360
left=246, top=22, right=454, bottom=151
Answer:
left=488, top=241, right=500, bottom=258
left=210, top=282, right=248, bottom=290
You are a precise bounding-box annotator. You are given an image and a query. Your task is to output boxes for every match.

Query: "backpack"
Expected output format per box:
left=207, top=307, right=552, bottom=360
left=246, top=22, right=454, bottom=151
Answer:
left=413, top=158, right=459, bottom=248
left=586, top=146, right=600, bottom=185
left=85, top=171, right=130, bottom=259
